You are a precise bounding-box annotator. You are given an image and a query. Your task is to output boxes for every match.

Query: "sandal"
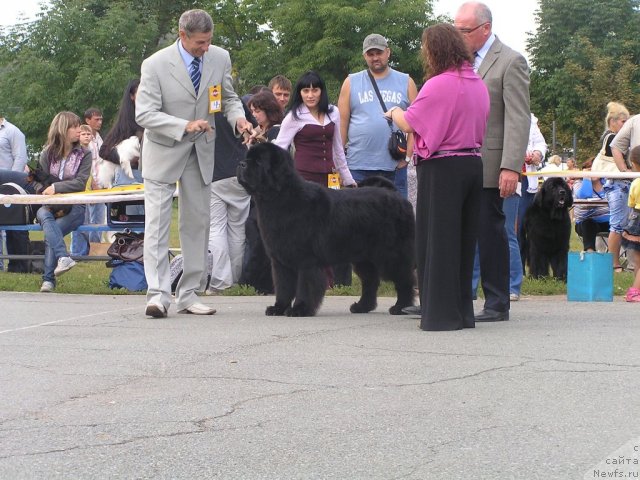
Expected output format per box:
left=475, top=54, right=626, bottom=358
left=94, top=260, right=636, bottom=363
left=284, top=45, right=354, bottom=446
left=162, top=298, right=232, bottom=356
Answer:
left=614, top=265, right=624, bottom=273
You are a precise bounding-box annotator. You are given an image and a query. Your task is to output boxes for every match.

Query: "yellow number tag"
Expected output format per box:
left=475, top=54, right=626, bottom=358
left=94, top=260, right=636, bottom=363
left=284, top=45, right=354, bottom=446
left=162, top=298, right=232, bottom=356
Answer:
left=328, top=173, right=340, bottom=190
left=209, top=85, right=222, bottom=114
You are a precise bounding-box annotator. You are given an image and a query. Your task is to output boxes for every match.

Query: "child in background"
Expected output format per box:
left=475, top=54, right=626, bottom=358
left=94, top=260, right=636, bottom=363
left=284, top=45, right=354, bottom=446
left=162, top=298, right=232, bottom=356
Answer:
left=621, top=145, right=640, bottom=302
left=69, top=124, right=96, bottom=255
left=79, top=124, right=93, bottom=150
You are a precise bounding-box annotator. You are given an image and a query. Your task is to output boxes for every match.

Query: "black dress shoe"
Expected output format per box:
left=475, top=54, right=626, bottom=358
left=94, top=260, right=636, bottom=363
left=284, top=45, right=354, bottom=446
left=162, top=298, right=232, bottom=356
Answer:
left=145, top=303, right=168, bottom=318
left=474, top=309, right=509, bottom=322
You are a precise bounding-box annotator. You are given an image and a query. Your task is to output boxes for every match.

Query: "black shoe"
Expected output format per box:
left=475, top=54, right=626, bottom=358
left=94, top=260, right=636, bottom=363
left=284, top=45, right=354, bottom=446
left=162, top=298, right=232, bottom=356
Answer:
left=402, top=305, right=421, bottom=316
left=145, top=303, right=168, bottom=318
left=474, top=308, right=509, bottom=322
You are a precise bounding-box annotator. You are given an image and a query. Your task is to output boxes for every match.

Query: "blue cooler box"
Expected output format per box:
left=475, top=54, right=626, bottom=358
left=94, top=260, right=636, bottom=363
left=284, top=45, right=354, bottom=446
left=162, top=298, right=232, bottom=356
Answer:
left=567, top=252, right=613, bottom=302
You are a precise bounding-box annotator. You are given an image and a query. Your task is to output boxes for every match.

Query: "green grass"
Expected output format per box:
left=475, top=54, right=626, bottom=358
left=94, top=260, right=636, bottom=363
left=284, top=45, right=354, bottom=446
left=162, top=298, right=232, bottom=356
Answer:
left=1, top=211, right=635, bottom=296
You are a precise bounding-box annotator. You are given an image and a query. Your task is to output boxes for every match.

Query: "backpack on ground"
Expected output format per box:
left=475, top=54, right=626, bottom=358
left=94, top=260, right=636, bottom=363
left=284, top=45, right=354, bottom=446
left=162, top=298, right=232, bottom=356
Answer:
left=108, top=259, right=148, bottom=291
left=169, top=251, right=213, bottom=294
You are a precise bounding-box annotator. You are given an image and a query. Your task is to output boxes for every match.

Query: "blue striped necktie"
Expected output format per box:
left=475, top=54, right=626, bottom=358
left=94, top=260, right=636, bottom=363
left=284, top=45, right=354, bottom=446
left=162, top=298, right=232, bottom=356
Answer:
left=190, top=57, right=201, bottom=94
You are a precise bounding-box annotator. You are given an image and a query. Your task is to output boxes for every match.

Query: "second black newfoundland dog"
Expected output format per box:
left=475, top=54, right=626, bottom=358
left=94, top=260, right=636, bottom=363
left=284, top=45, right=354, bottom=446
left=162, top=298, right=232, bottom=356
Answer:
left=520, top=177, right=574, bottom=280
left=237, top=143, right=415, bottom=317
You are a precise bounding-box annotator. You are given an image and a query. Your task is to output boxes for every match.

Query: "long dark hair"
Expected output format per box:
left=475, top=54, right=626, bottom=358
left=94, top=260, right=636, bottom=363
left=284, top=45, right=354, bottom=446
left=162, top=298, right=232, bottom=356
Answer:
left=421, top=24, right=473, bottom=79
left=100, top=79, right=142, bottom=157
left=290, top=71, right=333, bottom=121
left=247, top=90, right=284, bottom=129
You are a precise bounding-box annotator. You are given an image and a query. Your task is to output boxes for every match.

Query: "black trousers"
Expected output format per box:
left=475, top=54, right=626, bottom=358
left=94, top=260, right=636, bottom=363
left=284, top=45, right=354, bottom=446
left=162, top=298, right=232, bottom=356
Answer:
left=575, top=220, right=610, bottom=251
left=415, top=156, right=482, bottom=331
left=478, top=188, right=510, bottom=312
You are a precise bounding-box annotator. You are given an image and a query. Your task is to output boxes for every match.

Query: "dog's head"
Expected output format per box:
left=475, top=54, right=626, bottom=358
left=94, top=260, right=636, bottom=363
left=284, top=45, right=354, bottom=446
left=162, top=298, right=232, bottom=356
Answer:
left=237, top=143, right=296, bottom=196
left=534, top=177, right=573, bottom=219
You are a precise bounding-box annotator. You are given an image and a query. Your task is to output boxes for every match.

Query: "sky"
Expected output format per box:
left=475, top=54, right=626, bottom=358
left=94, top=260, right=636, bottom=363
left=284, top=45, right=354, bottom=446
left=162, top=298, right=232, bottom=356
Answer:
left=0, top=1, right=48, bottom=27
left=1, top=0, right=540, bottom=60
left=434, top=0, right=540, bottom=60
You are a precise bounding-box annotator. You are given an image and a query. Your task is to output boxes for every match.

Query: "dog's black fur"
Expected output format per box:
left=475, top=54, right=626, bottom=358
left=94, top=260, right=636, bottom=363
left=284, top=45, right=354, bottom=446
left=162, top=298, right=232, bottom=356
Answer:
left=520, top=177, right=574, bottom=280
left=237, top=142, right=415, bottom=317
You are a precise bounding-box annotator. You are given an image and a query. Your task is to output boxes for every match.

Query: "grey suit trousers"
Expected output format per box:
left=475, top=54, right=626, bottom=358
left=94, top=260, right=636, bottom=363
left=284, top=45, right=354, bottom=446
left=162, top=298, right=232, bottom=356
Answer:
left=144, top=148, right=211, bottom=311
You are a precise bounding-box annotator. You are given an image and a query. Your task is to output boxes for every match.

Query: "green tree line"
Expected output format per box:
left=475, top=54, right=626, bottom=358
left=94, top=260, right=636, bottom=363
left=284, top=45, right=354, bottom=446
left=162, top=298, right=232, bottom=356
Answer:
left=1, top=0, right=639, bottom=162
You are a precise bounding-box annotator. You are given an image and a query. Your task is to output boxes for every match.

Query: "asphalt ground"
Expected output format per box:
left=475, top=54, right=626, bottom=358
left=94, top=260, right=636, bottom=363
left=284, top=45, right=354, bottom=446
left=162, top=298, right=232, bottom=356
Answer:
left=1, top=292, right=639, bottom=479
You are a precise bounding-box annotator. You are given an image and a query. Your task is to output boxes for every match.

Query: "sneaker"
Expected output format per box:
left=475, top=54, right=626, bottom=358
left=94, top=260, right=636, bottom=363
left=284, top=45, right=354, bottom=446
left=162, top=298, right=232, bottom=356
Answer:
left=54, top=256, right=76, bottom=277
left=40, top=281, right=54, bottom=293
left=510, top=293, right=520, bottom=301
left=625, top=287, right=640, bottom=303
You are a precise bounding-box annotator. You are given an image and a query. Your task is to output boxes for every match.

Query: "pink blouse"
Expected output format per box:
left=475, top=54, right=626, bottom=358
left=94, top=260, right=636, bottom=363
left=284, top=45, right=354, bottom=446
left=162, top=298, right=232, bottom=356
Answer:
left=404, top=63, right=489, bottom=161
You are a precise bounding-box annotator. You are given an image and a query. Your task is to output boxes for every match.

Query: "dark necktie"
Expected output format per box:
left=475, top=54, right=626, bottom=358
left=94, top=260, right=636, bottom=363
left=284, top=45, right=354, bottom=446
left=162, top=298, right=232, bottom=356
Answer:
left=190, top=57, right=201, bottom=94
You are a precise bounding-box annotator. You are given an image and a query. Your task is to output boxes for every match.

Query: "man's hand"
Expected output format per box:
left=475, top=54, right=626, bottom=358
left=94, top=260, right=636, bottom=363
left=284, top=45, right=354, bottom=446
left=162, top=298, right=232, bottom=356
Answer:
left=185, top=119, right=212, bottom=134
left=499, top=169, right=519, bottom=198
left=42, top=185, right=55, bottom=196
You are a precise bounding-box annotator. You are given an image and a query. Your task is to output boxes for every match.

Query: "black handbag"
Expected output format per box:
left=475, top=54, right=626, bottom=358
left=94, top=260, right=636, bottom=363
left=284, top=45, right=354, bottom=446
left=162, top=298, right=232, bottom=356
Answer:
left=107, top=228, right=144, bottom=263
left=0, top=183, right=35, bottom=226
left=367, top=70, right=408, bottom=161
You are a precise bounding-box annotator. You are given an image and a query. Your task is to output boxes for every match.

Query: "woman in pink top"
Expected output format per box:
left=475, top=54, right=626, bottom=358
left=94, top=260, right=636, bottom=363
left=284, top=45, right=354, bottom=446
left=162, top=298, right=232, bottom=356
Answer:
left=386, top=24, right=490, bottom=331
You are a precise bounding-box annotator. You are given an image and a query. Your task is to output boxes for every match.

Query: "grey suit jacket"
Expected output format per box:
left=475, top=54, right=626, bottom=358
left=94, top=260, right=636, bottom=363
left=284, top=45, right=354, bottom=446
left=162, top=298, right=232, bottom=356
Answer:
left=477, top=36, right=530, bottom=188
left=136, top=41, right=245, bottom=184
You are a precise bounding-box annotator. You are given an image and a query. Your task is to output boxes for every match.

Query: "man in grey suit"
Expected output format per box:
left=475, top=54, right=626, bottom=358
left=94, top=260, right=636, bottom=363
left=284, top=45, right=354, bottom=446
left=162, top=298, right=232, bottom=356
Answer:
left=455, top=2, right=530, bottom=322
left=136, top=9, right=252, bottom=318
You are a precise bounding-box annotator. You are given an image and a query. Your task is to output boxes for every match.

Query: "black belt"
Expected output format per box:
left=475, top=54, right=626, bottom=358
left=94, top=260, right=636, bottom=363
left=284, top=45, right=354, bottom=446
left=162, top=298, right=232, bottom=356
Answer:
left=431, top=148, right=481, bottom=156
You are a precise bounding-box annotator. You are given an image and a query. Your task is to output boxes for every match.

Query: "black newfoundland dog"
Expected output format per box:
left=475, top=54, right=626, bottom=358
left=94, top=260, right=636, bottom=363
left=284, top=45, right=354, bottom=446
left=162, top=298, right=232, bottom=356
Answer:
left=236, top=142, right=415, bottom=317
left=520, top=177, right=574, bottom=280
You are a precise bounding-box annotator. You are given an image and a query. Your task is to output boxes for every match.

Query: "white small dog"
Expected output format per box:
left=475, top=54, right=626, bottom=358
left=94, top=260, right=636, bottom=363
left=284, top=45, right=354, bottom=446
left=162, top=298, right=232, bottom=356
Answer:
left=96, top=136, right=140, bottom=188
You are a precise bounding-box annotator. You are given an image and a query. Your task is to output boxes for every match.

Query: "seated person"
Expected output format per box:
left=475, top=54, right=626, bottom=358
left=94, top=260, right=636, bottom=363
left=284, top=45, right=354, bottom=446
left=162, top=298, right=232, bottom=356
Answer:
left=573, top=159, right=610, bottom=252
left=0, top=111, right=91, bottom=292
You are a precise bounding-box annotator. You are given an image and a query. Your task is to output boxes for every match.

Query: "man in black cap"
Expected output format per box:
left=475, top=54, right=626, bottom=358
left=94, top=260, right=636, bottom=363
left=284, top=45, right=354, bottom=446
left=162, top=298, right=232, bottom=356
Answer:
left=337, top=33, right=417, bottom=194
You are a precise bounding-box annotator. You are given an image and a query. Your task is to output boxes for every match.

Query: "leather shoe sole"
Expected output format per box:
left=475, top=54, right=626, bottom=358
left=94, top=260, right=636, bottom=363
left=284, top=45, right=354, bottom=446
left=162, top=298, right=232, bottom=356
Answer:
left=178, top=302, right=216, bottom=315
left=145, top=303, right=167, bottom=318
left=401, top=305, right=421, bottom=316
left=475, top=309, right=509, bottom=322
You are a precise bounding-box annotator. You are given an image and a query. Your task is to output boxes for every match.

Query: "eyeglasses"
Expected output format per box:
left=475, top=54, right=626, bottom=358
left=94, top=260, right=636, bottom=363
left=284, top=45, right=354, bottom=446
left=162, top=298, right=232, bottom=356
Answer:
left=456, top=22, right=489, bottom=35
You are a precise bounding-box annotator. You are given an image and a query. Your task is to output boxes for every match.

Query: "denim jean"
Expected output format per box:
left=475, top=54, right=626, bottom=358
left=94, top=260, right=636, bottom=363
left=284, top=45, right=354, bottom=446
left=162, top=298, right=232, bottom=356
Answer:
left=349, top=169, right=396, bottom=185
left=603, top=180, right=630, bottom=233
left=472, top=193, right=522, bottom=296
left=36, top=204, right=86, bottom=284
left=70, top=203, right=106, bottom=255
left=393, top=166, right=408, bottom=199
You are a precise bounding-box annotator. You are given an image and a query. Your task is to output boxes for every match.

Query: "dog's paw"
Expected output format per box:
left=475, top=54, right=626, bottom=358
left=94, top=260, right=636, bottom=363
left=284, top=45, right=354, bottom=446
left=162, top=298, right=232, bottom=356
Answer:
left=389, top=304, right=409, bottom=315
left=121, top=160, right=134, bottom=179
left=285, top=303, right=314, bottom=317
left=265, top=305, right=286, bottom=316
left=350, top=301, right=376, bottom=314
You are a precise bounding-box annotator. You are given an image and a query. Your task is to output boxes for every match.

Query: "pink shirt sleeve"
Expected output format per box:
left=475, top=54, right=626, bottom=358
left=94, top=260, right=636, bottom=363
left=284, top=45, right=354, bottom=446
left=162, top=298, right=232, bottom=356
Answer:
left=404, top=75, right=455, bottom=158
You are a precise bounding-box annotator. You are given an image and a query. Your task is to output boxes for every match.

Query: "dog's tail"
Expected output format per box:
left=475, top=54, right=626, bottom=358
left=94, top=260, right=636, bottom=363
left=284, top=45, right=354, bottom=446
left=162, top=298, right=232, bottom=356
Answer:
left=357, top=176, right=397, bottom=191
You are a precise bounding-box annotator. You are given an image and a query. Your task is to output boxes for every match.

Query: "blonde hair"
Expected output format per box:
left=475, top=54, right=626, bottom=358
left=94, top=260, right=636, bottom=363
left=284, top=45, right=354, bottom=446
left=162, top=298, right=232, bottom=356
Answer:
left=548, top=154, right=562, bottom=167
left=45, top=111, right=81, bottom=161
left=605, top=101, right=629, bottom=131
left=79, top=124, right=92, bottom=134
